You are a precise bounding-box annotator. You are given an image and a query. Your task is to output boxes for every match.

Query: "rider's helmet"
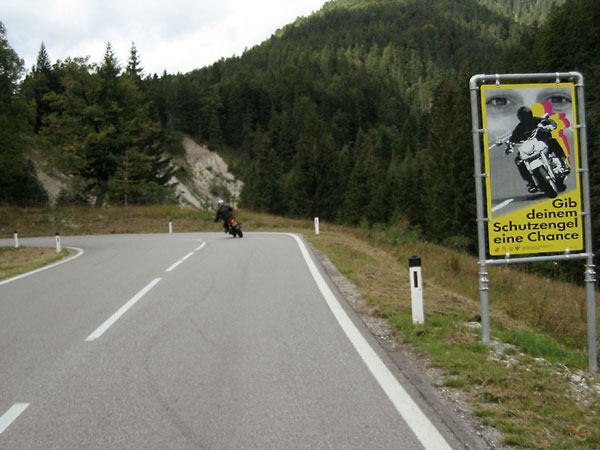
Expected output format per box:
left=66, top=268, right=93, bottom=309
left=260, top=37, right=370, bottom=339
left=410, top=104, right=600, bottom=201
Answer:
left=217, top=199, right=224, bottom=206
left=517, top=106, right=533, bottom=123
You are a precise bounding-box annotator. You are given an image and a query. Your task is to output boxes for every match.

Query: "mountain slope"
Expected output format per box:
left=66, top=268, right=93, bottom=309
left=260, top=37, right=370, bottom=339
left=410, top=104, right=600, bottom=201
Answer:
left=320, top=0, right=567, bottom=25
left=166, top=0, right=520, bottom=242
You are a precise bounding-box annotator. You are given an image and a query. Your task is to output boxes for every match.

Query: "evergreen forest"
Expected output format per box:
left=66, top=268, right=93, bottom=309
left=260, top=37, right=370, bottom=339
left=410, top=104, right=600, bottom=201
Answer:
left=1, top=0, right=599, bottom=281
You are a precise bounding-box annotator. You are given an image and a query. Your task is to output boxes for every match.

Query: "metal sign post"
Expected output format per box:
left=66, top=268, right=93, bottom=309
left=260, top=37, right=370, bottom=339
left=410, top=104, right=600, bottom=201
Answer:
left=470, top=72, right=597, bottom=373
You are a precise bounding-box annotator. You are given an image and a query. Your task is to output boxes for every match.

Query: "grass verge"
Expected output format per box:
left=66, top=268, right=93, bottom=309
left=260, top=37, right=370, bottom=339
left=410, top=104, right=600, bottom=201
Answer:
left=0, top=247, right=69, bottom=281
left=306, top=227, right=599, bottom=449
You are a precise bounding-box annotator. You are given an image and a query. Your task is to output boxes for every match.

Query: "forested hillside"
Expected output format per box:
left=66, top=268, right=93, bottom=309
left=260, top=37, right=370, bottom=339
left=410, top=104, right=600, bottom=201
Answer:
left=1, top=0, right=599, bottom=271
left=0, top=23, right=48, bottom=206
left=153, top=0, right=518, bottom=238
left=475, top=0, right=567, bottom=25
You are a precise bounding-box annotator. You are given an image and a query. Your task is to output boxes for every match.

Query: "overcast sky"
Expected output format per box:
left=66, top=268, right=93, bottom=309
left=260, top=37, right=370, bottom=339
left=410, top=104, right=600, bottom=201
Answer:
left=2, top=0, right=328, bottom=76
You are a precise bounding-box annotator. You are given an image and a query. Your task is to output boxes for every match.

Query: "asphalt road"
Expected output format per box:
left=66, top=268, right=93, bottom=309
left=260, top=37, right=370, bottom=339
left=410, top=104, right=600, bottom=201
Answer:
left=1, top=232, right=465, bottom=449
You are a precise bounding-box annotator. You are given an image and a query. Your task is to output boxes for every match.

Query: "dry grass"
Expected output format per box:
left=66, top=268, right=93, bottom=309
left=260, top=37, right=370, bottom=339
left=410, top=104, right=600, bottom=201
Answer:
left=0, top=247, right=68, bottom=280
left=328, top=225, right=593, bottom=349
left=0, top=205, right=213, bottom=236
left=0, top=206, right=317, bottom=236
left=308, top=231, right=526, bottom=337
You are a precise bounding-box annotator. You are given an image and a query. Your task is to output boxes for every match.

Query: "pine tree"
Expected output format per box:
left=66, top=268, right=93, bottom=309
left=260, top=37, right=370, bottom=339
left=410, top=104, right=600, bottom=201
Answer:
left=0, top=22, right=47, bottom=205
left=99, top=42, right=121, bottom=80
left=107, top=70, right=175, bottom=205
left=342, top=129, right=376, bottom=224
left=208, top=111, right=223, bottom=148
left=39, top=48, right=174, bottom=205
left=35, top=42, right=52, bottom=73
left=241, top=130, right=283, bottom=212
left=288, top=97, right=340, bottom=219
left=419, top=79, right=475, bottom=247
left=25, top=42, right=61, bottom=132
left=126, top=42, right=144, bottom=80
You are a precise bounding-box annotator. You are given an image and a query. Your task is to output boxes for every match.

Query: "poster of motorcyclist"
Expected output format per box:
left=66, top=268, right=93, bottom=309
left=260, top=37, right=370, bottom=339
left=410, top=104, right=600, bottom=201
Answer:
left=481, top=82, right=583, bottom=256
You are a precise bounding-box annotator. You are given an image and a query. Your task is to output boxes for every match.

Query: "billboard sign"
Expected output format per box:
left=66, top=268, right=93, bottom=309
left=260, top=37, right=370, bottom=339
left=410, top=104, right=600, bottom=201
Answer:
left=480, top=82, right=583, bottom=256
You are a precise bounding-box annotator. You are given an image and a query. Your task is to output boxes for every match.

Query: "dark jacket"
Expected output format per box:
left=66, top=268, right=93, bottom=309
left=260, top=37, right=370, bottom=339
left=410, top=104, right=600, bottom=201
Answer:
left=215, top=204, right=233, bottom=224
left=508, top=116, right=555, bottom=146
left=508, top=116, right=565, bottom=159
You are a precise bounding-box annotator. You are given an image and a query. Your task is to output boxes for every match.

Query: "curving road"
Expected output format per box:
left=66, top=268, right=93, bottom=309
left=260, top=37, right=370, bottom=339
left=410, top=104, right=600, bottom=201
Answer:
left=1, top=232, right=467, bottom=449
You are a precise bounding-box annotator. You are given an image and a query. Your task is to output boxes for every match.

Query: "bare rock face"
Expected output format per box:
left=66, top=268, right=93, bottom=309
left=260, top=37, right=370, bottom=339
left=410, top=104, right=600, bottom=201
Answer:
left=35, top=166, right=67, bottom=205
left=33, top=136, right=242, bottom=210
left=169, top=137, right=244, bottom=209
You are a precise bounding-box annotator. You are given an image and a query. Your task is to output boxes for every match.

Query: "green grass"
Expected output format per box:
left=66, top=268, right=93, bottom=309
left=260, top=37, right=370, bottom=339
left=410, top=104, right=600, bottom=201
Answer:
left=380, top=311, right=599, bottom=448
left=495, top=328, right=588, bottom=369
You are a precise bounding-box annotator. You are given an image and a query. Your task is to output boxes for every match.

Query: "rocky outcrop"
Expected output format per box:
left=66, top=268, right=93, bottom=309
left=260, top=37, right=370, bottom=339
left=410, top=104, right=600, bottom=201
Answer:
left=170, top=137, right=243, bottom=209
left=33, top=136, right=243, bottom=209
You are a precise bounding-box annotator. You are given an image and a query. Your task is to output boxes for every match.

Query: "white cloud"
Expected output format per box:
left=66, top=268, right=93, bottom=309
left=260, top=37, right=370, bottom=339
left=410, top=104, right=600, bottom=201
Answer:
left=2, top=0, right=327, bottom=75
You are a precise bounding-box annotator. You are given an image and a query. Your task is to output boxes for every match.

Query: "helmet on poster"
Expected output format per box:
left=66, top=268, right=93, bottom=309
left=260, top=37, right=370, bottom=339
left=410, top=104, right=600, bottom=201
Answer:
left=517, top=106, right=533, bottom=122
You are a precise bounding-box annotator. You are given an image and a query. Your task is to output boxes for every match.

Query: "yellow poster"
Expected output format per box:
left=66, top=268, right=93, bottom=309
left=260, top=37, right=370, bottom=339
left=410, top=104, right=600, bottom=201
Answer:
left=481, top=83, right=582, bottom=256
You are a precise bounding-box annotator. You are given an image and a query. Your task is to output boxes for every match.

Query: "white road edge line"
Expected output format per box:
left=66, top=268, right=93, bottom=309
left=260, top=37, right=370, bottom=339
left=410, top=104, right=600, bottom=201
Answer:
left=492, top=198, right=514, bottom=213
left=195, top=242, right=207, bottom=251
left=0, top=403, right=29, bottom=435
left=0, top=247, right=84, bottom=287
left=287, top=233, right=452, bottom=450
left=85, top=278, right=162, bottom=342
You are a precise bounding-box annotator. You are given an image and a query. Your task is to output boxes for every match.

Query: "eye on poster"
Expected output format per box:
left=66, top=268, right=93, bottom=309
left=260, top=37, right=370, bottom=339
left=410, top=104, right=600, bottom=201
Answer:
left=481, top=83, right=583, bottom=256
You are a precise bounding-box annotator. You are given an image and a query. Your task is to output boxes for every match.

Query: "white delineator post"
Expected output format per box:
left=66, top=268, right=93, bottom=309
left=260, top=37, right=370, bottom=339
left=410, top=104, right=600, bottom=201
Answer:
left=409, top=256, right=424, bottom=324
left=169, top=220, right=173, bottom=234
left=14, top=231, right=18, bottom=248
left=55, top=232, right=61, bottom=253
left=314, top=217, right=320, bottom=235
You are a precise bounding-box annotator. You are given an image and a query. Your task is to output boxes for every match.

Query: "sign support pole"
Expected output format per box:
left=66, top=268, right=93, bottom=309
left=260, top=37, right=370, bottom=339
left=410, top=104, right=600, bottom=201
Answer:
left=470, top=76, right=491, bottom=343
left=575, top=74, right=598, bottom=373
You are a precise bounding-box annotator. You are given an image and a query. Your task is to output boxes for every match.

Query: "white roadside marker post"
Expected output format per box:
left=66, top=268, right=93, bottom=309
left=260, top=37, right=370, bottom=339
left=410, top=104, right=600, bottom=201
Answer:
left=14, top=231, right=18, bottom=249
left=314, top=217, right=320, bottom=235
left=409, top=256, right=424, bottom=324
left=55, top=232, right=61, bottom=253
left=169, top=219, right=173, bottom=234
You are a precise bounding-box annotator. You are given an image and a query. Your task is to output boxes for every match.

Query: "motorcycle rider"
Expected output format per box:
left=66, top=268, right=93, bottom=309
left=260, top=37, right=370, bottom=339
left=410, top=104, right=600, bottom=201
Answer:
left=505, top=106, right=569, bottom=193
left=214, top=199, right=234, bottom=233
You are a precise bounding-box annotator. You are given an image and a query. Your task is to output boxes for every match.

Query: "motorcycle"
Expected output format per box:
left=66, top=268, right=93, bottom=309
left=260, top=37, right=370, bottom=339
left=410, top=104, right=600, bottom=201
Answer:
left=226, top=217, right=243, bottom=238
left=502, top=126, right=568, bottom=199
